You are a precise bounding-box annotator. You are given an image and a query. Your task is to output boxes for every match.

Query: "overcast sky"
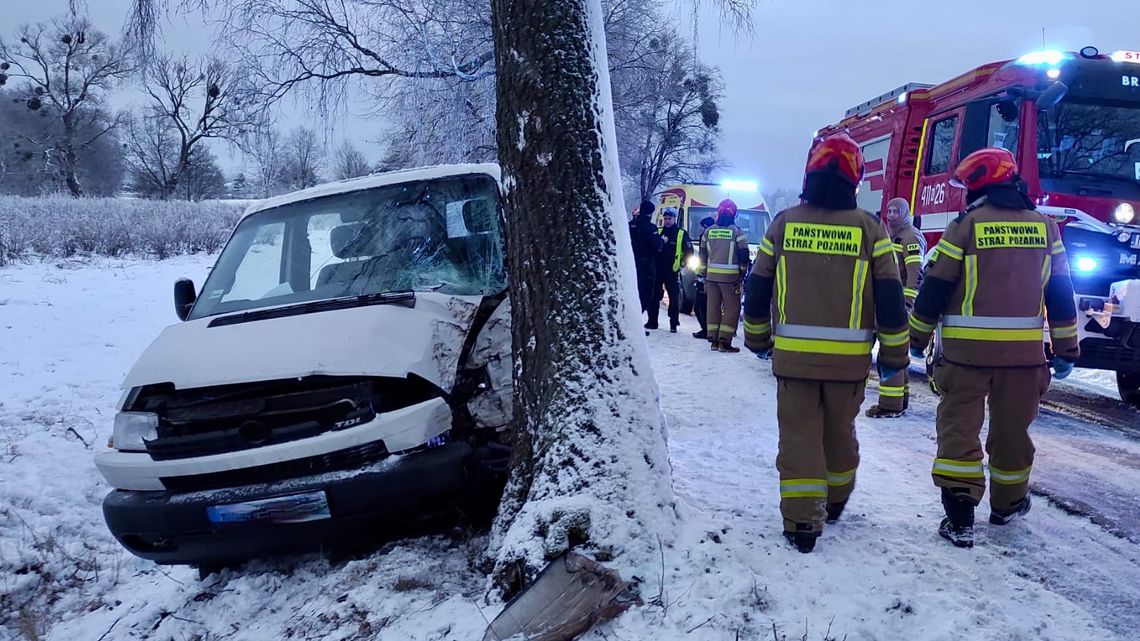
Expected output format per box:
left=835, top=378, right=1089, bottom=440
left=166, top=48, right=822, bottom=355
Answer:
left=6, top=1, right=1140, bottom=190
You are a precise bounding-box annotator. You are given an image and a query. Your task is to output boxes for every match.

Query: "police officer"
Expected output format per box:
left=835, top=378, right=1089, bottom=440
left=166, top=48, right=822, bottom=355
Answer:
left=743, top=134, right=909, bottom=553
left=692, top=216, right=716, bottom=339
left=649, top=207, right=693, bottom=332
left=630, top=200, right=664, bottom=331
left=866, top=197, right=927, bottom=418
left=909, top=148, right=1079, bottom=548
left=700, top=199, right=750, bottom=352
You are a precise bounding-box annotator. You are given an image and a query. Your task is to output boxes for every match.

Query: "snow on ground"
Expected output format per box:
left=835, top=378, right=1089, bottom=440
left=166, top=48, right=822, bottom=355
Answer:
left=2, top=257, right=1139, bottom=640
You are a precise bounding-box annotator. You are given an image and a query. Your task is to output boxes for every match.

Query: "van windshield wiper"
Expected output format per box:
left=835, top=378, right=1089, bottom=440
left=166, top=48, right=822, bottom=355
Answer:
left=208, top=291, right=417, bottom=327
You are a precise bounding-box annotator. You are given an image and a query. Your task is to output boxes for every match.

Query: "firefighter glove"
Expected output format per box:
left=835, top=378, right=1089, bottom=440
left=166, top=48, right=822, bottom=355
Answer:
left=1052, top=357, right=1075, bottom=380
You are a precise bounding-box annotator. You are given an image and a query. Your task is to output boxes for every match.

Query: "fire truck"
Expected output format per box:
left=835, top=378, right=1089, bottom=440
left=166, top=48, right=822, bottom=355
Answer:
left=814, top=47, right=1140, bottom=407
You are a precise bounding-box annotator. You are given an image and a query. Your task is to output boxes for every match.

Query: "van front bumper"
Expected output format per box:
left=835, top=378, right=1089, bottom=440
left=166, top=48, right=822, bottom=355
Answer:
left=102, top=441, right=503, bottom=566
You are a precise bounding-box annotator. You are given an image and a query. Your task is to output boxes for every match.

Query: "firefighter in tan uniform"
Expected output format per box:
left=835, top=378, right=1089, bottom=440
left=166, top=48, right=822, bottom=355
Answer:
left=743, top=134, right=910, bottom=553
left=699, top=199, right=751, bottom=352
left=866, top=197, right=927, bottom=418
left=909, top=148, right=1080, bottom=548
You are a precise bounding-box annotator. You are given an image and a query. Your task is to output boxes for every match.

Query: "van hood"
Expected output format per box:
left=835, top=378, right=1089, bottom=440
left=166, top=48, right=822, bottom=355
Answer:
left=122, top=293, right=485, bottom=393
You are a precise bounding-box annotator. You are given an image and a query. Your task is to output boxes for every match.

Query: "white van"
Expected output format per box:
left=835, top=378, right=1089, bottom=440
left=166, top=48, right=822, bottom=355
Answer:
left=96, top=165, right=513, bottom=567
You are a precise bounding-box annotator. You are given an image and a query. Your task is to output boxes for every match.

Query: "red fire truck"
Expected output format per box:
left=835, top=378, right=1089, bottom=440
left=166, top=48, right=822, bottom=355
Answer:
left=813, top=48, right=1140, bottom=406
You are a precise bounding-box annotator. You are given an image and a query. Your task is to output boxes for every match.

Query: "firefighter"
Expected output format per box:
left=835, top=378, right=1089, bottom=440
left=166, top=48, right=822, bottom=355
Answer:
left=700, top=199, right=750, bottom=352
left=743, top=134, right=909, bottom=552
left=909, top=148, right=1079, bottom=549
left=866, top=197, right=927, bottom=418
left=649, top=207, right=693, bottom=332
left=692, top=216, right=716, bottom=339
left=630, top=200, right=663, bottom=331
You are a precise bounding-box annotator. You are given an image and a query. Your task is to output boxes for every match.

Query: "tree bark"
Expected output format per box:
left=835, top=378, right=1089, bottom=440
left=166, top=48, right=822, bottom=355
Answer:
left=60, top=117, right=84, bottom=198
left=488, top=0, right=674, bottom=600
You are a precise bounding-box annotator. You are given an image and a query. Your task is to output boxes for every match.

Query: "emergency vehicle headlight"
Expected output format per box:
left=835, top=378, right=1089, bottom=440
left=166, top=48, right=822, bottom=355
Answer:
left=111, top=411, right=158, bottom=452
left=1075, top=256, right=1099, bottom=273
left=1018, top=50, right=1067, bottom=66
left=687, top=255, right=701, bottom=271
left=1113, top=203, right=1135, bottom=224
left=721, top=179, right=758, bottom=192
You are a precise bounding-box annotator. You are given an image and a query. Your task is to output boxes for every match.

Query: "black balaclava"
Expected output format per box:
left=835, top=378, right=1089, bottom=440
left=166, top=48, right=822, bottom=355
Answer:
left=800, top=172, right=858, bottom=210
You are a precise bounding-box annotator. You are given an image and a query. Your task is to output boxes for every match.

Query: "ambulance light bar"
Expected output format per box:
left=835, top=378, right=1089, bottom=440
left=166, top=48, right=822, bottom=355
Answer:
left=721, top=179, right=758, bottom=192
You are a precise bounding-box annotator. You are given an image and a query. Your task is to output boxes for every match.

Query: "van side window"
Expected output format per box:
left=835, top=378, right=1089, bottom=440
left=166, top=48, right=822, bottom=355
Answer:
left=928, top=116, right=959, bottom=174
left=987, top=102, right=1020, bottom=154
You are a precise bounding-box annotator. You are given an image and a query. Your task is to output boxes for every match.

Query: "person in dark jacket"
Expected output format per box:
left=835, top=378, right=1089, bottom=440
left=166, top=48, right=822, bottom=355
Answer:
left=650, top=207, right=693, bottom=332
left=692, top=216, right=716, bottom=339
left=630, top=200, right=663, bottom=329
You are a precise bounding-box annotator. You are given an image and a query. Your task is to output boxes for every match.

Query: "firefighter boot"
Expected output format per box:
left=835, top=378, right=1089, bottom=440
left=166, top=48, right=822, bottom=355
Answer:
left=709, top=339, right=720, bottom=351
left=939, top=488, right=976, bottom=549
left=864, top=404, right=905, bottom=419
left=693, top=330, right=708, bottom=339
left=782, top=523, right=820, bottom=554
left=825, top=500, right=847, bottom=524
left=718, top=339, right=741, bottom=353
left=989, top=494, right=1032, bottom=526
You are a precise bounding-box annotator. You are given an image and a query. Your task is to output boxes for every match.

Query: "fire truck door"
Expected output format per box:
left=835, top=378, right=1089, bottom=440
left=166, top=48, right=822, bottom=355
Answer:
left=913, top=109, right=967, bottom=236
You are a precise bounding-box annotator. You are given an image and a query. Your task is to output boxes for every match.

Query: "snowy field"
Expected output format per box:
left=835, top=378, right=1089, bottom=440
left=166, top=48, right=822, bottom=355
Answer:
left=2, top=255, right=1140, bottom=640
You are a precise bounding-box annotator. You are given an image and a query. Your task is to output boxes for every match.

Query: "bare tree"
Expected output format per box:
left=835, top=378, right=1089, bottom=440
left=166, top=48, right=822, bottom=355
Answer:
left=122, top=106, right=181, bottom=196
left=244, top=118, right=284, bottom=197
left=487, top=0, right=673, bottom=596
left=766, top=187, right=801, bottom=213
left=133, top=54, right=258, bottom=198
left=332, top=140, right=372, bottom=180
left=619, top=34, right=724, bottom=200
left=0, top=16, right=131, bottom=196
left=280, top=126, right=324, bottom=190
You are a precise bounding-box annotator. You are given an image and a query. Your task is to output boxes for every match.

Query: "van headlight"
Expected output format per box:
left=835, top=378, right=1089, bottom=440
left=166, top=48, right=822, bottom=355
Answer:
left=687, top=255, right=701, bottom=271
left=1113, top=203, right=1135, bottom=225
left=111, top=412, right=158, bottom=452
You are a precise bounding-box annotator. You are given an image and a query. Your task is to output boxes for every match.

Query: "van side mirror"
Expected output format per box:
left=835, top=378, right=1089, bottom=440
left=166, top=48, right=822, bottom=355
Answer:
left=1036, top=82, right=1069, bottom=112
left=174, top=278, right=197, bottom=321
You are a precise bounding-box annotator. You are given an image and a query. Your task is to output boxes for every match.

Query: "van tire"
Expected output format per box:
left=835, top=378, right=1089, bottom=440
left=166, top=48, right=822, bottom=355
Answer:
left=1118, top=371, right=1140, bottom=409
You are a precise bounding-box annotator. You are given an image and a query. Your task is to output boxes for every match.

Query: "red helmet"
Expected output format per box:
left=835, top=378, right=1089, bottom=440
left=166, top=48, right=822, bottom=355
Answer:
left=952, top=148, right=1018, bottom=191
left=717, top=198, right=738, bottom=217
left=806, top=134, right=865, bottom=186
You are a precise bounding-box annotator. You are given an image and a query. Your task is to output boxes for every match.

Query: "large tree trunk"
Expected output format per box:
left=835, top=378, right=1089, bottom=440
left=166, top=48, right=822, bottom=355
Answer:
left=59, top=120, right=84, bottom=198
left=488, top=0, right=675, bottom=599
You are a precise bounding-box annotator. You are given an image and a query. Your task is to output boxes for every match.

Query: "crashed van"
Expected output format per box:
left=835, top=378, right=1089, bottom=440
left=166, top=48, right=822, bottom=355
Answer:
left=95, top=164, right=513, bottom=567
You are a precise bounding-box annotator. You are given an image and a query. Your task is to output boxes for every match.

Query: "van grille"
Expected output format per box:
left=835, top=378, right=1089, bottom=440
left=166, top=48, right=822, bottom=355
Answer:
left=159, top=440, right=390, bottom=492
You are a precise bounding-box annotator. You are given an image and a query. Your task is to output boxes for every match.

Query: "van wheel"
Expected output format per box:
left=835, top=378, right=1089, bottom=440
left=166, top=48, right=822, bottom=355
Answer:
left=1117, top=371, right=1140, bottom=409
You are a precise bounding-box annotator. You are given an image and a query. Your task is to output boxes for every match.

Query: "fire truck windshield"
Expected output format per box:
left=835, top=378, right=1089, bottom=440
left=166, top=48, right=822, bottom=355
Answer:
left=1037, top=99, right=1140, bottom=183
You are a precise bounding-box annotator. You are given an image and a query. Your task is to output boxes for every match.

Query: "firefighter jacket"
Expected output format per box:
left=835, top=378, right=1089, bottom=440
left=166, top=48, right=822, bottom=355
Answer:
left=742, top=204, right=910, bottom=381
left=657, top=225, right=693, bottom=274
left=699, top=222, right=749, bottom=283
left=891, top=223, right=926, bottom=307
left=909, top=199, right=1080, bottom=368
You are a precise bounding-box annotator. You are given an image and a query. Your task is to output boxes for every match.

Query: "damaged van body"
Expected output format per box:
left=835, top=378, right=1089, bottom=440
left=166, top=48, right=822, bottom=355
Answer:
left=95, top=164, right=513, bottom=566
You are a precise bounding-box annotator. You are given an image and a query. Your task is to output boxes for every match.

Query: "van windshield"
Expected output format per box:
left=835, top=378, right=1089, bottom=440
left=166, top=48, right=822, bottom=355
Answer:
left=189, top=174, right=506, bottom=320
left=688, top=206, right=771, bottom=242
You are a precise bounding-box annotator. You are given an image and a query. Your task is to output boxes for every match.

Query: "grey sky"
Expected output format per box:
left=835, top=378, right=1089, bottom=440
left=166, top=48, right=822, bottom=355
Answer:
left=7, top=1, right=1140, bottom=190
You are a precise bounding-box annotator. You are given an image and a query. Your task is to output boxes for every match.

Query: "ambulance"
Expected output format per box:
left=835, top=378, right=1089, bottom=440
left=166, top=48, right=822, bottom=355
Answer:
left=813, top=48, right=1140, bottom=406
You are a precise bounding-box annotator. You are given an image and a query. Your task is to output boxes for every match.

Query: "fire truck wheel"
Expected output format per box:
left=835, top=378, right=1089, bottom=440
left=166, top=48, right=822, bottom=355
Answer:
left=1117, top=371, right=1140, bottom=409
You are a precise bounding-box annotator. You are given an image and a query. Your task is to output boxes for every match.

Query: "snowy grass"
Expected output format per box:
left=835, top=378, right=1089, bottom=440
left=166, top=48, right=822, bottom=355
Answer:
left=0, top=196, right=245, bottom=265
left=3, top=257, right=1140, bottom=640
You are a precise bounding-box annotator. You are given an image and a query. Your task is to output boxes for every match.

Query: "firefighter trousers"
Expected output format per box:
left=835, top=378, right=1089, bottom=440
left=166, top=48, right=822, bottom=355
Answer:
left=776, top=377, right=865, bottom=533
left=649, top=270, right=680, bottom=329
left=877, top=368, right=909, bottom=412
left=931, top=362, right=1050, bottom=510
left=706, top=281, right=741, bottom=343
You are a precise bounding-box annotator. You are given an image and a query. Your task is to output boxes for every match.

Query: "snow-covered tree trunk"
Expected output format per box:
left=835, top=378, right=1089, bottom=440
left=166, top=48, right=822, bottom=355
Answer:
left=488, top=0, right=675, bottom=598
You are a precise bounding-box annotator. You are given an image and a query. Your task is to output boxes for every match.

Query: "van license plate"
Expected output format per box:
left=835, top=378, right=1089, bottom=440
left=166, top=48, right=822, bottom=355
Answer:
left=207, top=491, right=331, bottom=525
